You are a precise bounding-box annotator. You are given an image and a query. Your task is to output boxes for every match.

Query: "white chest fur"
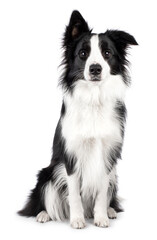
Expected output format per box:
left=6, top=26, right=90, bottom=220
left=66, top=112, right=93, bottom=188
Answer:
left=61, top=77, right=126, bottom=193
left=62, top=76, right=126, bottom=150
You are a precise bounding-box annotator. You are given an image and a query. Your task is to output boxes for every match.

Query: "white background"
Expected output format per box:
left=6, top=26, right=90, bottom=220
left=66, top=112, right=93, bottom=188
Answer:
left=0, top=0, right=157, bottom=239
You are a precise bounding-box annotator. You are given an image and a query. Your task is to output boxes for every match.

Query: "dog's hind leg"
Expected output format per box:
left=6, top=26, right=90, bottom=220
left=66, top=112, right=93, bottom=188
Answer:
left=107, top=207, right=117, bottom=219
left=36, top=210, right=51, bottom=223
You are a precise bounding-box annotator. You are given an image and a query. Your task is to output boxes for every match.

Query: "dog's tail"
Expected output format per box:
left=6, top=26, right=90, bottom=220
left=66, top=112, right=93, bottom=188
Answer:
left=110, top=195, right=124, bottom=212
left=18, top=185, right=44, bottom=217
left=18, top=166, right=53, bottom=217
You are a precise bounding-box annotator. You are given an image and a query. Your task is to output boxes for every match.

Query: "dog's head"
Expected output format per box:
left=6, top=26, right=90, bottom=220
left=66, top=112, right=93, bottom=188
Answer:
left=61, top=10, right=138, bottom=90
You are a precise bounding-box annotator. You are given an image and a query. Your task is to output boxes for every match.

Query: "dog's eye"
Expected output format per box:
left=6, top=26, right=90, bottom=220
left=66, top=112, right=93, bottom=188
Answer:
left=103, top=50, right=111, bottom=59
left=79, top=49, right=88, bottom=60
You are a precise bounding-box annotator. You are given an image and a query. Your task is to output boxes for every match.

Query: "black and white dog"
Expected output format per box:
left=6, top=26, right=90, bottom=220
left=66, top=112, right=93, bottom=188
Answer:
left=19, top=10, right=138, bottom=228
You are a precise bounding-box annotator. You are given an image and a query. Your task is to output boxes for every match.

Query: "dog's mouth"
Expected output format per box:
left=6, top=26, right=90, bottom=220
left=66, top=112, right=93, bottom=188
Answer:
left=90, top=77, right=101, bottom=82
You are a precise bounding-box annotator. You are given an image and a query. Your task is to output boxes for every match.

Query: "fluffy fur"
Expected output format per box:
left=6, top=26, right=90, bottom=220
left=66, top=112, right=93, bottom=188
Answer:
left=18, top=10, right=138, bottom=228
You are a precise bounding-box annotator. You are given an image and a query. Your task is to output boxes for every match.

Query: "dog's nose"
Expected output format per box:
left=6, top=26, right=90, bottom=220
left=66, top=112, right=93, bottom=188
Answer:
left=89, top=64, right=102, bottom=76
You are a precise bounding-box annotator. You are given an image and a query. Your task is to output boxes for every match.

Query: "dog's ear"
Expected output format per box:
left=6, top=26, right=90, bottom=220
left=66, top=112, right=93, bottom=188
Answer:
left=106, top=30, right=138, bottom=53
left=64, top=10, right=90, bottom=46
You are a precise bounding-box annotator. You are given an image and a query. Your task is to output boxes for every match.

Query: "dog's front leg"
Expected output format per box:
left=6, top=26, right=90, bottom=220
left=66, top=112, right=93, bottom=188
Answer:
left=94, top=176, right=110, bottom=228
left=67, top=174, right=85, bottom=229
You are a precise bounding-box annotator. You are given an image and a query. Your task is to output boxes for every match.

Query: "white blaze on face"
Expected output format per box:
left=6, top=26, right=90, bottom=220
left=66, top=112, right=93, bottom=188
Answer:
left=84, top=35, right=110, bottom=81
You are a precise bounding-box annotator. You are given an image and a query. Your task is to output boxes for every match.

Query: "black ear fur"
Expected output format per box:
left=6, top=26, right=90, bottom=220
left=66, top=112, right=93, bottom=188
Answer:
left=64, top=10, right=90, bottom=46
left=106, top=30, right=138, bottom=53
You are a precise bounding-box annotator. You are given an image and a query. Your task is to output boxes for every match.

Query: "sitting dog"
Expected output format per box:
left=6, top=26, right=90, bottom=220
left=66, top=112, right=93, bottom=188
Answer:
left=18, top=10, right=138, bottom=229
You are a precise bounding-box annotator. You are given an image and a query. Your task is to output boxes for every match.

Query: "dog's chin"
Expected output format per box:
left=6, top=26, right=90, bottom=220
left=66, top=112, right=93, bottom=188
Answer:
left=89, top=77, right=101, bottom=82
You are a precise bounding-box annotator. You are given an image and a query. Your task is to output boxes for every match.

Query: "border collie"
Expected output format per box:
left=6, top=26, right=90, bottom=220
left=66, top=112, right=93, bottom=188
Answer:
left=18, top=10, right=138, bottom=229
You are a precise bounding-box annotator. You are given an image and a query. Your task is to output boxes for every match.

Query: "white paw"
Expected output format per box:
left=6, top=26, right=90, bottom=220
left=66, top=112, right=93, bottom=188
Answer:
left=94, top=216, right=110, bottom=228
left=107, top=207, right=117, bottom=219
left=71, top=218, right=86, bottom=229
left=36, top=211, right=51, bottom=223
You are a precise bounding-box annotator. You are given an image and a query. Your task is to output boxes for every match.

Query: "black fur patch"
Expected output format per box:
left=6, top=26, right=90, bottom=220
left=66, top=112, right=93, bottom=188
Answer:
left=115, top=100, right=127, bottom=138
left=51, top=121, right=76, bottom=175
left=18, top=166, right=53, bottom=217
left=107, top=143, right=123, bottom=173
left=105, top=101, right=127, bottom=173
left=60, top=11, right=92, bottom=92
left=61, top=101, right=66, bottom=116
left=108, top=178, right=123, bottom=213
left=99, top=32, right=138, bottom=85
left=104, top=30, right=137, bottom=85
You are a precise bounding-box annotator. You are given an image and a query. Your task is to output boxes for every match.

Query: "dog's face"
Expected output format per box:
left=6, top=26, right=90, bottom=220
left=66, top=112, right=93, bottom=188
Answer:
left=61, top=11, right=138, bottom=89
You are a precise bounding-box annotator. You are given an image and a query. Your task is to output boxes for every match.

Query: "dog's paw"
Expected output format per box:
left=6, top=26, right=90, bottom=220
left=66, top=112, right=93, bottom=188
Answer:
left=36, top=211, right=51, bottom=223
left=107, top=207, right=117, bottom=219
left=94, top=216, right=109, bottom=228
left=71, top=218, right=86, bottom=229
